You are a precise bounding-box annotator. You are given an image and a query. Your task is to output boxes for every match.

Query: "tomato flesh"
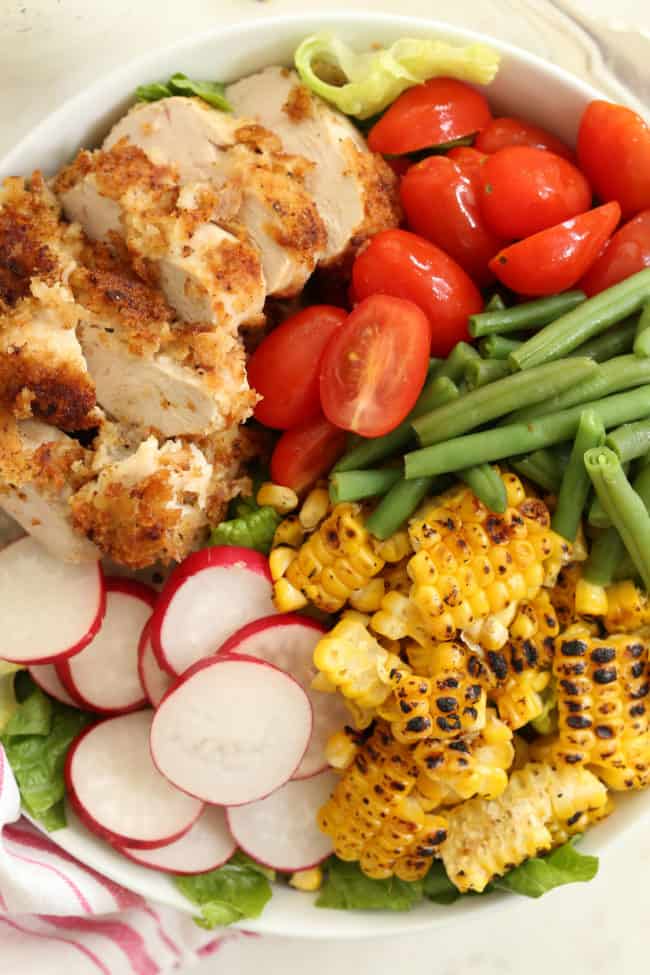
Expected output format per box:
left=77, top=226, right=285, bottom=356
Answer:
left=478, top=146, right=592, bottom=239
left=248, top=305, right=347, bottom=429
left=319, top=295, right=430, bottom=437
left=352, top=229, right=483, bottom=356
left=270, top=416, right=347, bottom=493
left=367, top=78, right=491, bottom=155
left=578, top=100, right=650, bottom=219
left=489, top=202, right=621, bottom=296
left=579, top=209, right=650, bottom=296
left=475, top=116, right=575, bottom=161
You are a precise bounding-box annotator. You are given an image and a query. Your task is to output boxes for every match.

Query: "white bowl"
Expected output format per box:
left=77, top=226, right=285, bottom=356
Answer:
left=4, top=10, right=648, bottom=940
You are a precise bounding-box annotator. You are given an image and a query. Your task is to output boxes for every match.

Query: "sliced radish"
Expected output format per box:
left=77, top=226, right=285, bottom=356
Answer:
left=137, top=621, right=172, bottom=708
left=0, top=537, right=105, bottom=665
left=66, top=710, right=203, bottom=849
left=29, top=664, right=78, bottom=707
left=227, top=770, right=337, bottom=872
left=218, top=615, right=349, bottom=779
left=118, top=805, right=236, bottom=875
left=150, top=654, right=312, bottom=806
left=150, top=546, right=276, bottom=676
left=57, top=579, right=154, bottom=715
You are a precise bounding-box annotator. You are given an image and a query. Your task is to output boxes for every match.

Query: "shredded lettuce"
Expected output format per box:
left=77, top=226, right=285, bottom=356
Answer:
left=0, top=674, right=93, bottom=831
left=136, top=73, right=231, bottom=111
left=317, top=858, right=423, bottom=911
left=294, top=33, right=500, bottom=119
left=174, top=852, right=274, bottom=928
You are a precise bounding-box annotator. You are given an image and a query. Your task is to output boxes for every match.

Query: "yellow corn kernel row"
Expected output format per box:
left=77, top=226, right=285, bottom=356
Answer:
left=403, top=639, right=488, bottom=738
left=441, top=762, right=609, bottom=893
left=604, top=580, right=650, bottom=634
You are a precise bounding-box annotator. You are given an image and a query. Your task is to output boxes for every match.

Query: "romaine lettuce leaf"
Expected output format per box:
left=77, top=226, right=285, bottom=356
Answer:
left=209, top=505, right=279, bottom=555
left=492, top=837, right=598, bottom=898
left=0, top=671, right=19, bottom=734
left=316, top=857, right=423, bottom=911
left=295, top=33, right=500, bottom=119
left=174, top=852, right=274, bottom=928
left=136, top=73, right=231, bottom=111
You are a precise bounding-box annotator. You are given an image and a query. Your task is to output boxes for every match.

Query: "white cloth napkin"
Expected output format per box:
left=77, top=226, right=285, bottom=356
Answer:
left=0, top=745, right=237, bottom=974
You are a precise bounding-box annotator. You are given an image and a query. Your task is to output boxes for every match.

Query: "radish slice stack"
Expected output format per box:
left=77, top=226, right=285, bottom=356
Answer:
left=29, top=664, right=78, bottom=707
left=137, top=622, right=172, bottom=708
left=118, top=806, right=236, bottom=874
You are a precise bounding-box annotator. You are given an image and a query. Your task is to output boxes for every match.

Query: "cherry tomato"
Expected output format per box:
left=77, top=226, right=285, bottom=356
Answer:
left=488, top=202, right=621, bottom=296
left=319, top=295, right=430, bottom=437
left=400, top=156, right=504, bottom=286
left=579, top=210, right=650, bottom=296
left=367, top=78, right=491, bottom=155
left=447, top=145, right=488, bottom=182
left=270, top=415, right=346, bottom=493
left=577, top=101, right=650, bottom=219
left=352, top=229, right=483, bottom=356
left=248, top=305, right=347, bottom=429
left=478, top=146, right=592, bottom=239
left=475, top=116, right=575, bottom=161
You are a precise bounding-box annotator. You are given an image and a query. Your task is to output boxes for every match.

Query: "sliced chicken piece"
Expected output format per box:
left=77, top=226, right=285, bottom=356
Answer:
left=70, top=255, right=256, bottom=438
left=0, top=413, right=99, bottom=562
left=0, top=280, right=96, bottom=430
left=69, top=435, right=213, bottom=569
left=104, top=97, right=327, bottom=297
left=227, top=67, right=401, bottom=265
left=55, top=142, right=265, bottom=329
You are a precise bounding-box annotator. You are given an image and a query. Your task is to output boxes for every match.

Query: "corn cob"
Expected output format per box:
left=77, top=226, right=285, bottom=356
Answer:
left=441, top=762, right=608, bottom=892
left=549, top=794, right=615, bottom=846
left=317, top=722, right=448, bottom=881
left=549, top=562, right=582, bottom=629
left=413, top=708, right=514, bottom=807
left=545, top=624, right=650, bottom=790
left=402, top=639, right=488, bottom=738
left=603, top=580, right=650, bottom=634
left=274, top=503, right=385, bottom=613
left=406, top=475, right=558, bottom=648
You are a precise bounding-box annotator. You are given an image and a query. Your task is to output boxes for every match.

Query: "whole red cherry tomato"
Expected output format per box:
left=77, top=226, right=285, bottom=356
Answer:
left=478, top=146, right=592, bottom=239
left=489, top=202, right=621, bottom=296
left=352, top=229, right=483, bottom=356
left=447, top=145, right=488, bottom=182
left=248, top=305, right=347, bottom=429
left=400, top=156, right=504, bottom=286
left=579, top=210, right=650, bottom=296
left=367, top=78, right=491, bottom=155
left=475, top=116, right=575, bottom=161
left=578, top=101, right=650, bottom=219
left=270, top=415, right=346, bottom=492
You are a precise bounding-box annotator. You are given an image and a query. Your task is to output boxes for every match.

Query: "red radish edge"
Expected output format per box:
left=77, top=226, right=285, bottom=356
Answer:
left=116, top=807, right=236, bottom=875
left=29, top=664, right=78, bottom=708
left=57, top=577, right=155, bottom=715
left=137, top=620, right=172, bottom=709
left=149, top=546, right=273, bottom=677
left=0, top=538, right=106, bottom=665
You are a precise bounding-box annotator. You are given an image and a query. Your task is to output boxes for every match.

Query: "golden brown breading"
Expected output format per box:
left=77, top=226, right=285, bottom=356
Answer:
left=343, top=141, right=402, bottom=259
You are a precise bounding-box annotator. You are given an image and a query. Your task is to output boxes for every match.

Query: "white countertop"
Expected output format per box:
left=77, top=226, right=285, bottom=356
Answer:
left=2, top=2, right=650, bottom=972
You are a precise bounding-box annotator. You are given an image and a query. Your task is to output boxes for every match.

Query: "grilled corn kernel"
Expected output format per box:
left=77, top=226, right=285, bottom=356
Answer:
left=375, top=530, right=412, bottom=564
left=299, top=487, right=331, bottom=530
left=350, top=578, right=386, bottom=614
left=441, top=762, right=608, bottom=892
left=325, top=727, right=361, bottom=770
left=603, top=580, right=650, bottom=633
left=403, top=639, right=488, bottom=738
left=273, top=515, right=305, bottom=549
left=549, top=562, right=582, bottom=629
left=575, top=578, right=608, bottom=617
left=546, top=624, right=650, bottom=790
left=273, top=577, right=308, bottom=612
left=269, top=545, right=296, bottom=582
left=290, top=867, right=323, bottom=892
left=371, top=590, right=430, bottom=645
left=549, top=794, right=615, bottom=846
left=257, top=482, right=299, bottom=514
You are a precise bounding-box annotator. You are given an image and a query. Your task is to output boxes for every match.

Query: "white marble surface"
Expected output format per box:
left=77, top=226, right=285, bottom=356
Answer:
left=2, top=1, right=650, bottom=971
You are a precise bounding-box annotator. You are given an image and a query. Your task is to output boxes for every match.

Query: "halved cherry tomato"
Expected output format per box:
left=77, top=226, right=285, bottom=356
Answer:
left=447, top=145, right=488, bottom=181
left=270, top=415, right=346, bottom=492
left=319, top=295, right=430, bottom=437
left=248, top=305, right=347, bottom=429
left=579, top=209, right=650, bottom=296
left=400, top=156, right=504, bottom=286
left=577, top=101, right=650, bottom=219
left=478, top=146, right=592, bottom=239
left=351, top=229, right=483, bottom=356
left=367, top=78, right=491, bottom=155
left=475, top=116, right=575, bottom=161
left=489, top=202, right=621, bottom=296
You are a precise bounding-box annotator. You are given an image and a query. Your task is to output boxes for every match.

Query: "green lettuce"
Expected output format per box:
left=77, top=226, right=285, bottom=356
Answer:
left=530, top=679, right=558, bottom=736
left=0, top=674, right=93, bottom=830
left=174, top=852, right=274, bottom=928
left=209, top=504, right=280, bottom=555
left=136, top=73, right=231, bottom=111
left=492, top=837, right=598, bottom=898
left=316, top=858, right=423, bottom=912
left=294, top=33, right=500, bottom=119
left=0, top=670, right=19, bottom=734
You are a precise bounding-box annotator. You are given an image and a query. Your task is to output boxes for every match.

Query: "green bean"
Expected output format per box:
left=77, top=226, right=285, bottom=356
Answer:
left=584, top=462, right=650, bottom=585
left=584, top=447, right=650, bottom=591
left=432, top=342, right=481, bottom=382
left=334, top=376, right=459, bottom=472
left=567, top=317, right=637, bottom=362
left=551, top=410, right=605, bottom=541
left=485, top=293, right=507, bottom=312
left=469, top=290, right=585, bottom=338
left=587, top=461, right=630, bottom=527
left=329, top=468, right=401, bottom=504
left=510, top=355, right=650, bottom=424
left=633, top=300, right=650, bottom=357
left=464, top=358, right=511, bottom=389
left=405, top=385, right=650, bottom=479
left=427, top=357, right=443, bottom=377
left=366, top=476, right=436, bottom=540
left=413, top=357, right=597, bottom=447
left=606, top=418, right=650, bottom=463
left=510, top=268, right=650, bottom=370
left=457, top=464, right=507, bottom=512
left=510, top=449, right=564, bottom=493
left=479, top=335, right=523, bottom=360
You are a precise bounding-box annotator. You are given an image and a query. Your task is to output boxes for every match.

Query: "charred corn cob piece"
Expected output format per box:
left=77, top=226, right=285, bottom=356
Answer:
left=274, top=503, right=385, bottom=613
left=371, top=589, right=431, bottom=645
left=549, top=794, right=615, bottom=846
left=318, top=722, right=448, bottom=881
left=547, top=624, right=650, bottom=789
left=603, top=580, right=650, bottom=634
left=402, top=639, right=488, bottom=738
left=413, top=708, right=514, bottom=807
left=441, top=762, right=608, bottom=892
left=575, top=578, right=609, bottom=617
left=549, top=563, right=600, bottom=631
left=407, top=476, right=557, bottom=648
